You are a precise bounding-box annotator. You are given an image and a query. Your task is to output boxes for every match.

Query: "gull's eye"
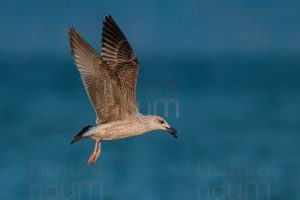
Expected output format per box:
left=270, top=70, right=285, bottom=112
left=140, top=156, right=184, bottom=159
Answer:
left=160, top=120, right=164, bottom=124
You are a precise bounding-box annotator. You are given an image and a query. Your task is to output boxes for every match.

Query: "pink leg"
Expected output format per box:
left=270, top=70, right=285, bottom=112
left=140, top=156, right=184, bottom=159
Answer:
left=87, top=140, right=101, bottom=165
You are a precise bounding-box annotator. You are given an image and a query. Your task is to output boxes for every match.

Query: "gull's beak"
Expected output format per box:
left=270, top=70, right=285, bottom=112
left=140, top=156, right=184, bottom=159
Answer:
left=165, top=127, right=178, bottom=138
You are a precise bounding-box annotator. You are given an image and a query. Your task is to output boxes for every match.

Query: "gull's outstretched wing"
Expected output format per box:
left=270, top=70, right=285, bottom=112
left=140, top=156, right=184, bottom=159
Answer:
left=101, top=15, right=139, bottom=114
left=69, top=28, right=128, bottom=124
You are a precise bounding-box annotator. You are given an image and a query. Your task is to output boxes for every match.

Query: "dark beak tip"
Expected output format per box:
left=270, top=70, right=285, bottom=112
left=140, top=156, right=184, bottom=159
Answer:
left=166, top=127, right=178, bottom=139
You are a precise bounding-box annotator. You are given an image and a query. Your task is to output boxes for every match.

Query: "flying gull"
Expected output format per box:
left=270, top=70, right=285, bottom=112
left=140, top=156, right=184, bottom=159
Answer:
left=69, top=15, right=177, bottom=165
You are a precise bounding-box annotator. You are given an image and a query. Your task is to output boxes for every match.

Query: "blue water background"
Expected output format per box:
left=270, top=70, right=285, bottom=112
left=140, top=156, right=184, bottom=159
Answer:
left=1, top=0, right=300, bottom=199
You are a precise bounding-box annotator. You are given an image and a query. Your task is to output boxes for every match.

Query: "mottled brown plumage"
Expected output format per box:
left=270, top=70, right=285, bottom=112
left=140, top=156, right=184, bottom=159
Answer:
left=101, top=16, right=139, bottom=116
left=69, top=16, right=177, bottom=165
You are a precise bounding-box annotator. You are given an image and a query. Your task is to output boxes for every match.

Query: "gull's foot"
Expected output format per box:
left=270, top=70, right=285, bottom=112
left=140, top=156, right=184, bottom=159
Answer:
left=87, top=151, right=100, bottom=165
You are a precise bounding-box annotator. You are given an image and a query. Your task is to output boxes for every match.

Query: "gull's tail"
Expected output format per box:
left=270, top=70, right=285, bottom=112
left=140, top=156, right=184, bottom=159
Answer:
left=70, top=125, right=93, bottom=145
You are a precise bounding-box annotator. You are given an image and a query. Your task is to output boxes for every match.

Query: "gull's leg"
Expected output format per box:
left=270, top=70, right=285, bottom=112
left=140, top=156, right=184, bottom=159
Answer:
left=87, top=140, right=101, bottom=165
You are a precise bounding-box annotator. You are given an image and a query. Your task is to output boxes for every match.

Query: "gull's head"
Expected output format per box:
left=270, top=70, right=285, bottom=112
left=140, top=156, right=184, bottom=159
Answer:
left=146, top=115, right=177, bottom=138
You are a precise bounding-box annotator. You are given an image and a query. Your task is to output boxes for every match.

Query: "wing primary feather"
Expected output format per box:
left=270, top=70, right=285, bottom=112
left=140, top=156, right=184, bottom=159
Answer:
left=101, top=16, right=140, bottom=114
left=69, top=27, right=127, bottom=124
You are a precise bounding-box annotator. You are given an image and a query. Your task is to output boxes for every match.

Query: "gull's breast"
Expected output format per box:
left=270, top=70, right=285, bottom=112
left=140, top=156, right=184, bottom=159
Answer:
left=93, top=119, right=150, bottom=140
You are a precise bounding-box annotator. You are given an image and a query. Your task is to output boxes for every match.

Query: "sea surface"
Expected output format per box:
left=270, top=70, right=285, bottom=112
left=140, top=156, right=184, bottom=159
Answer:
left=0, top=54, right=299, bottom=199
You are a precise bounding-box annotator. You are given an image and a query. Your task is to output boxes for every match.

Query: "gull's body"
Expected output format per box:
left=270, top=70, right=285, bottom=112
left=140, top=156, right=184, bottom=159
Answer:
left=69, top=16, right=177, bottom=165
left=84, top=115, right=162, bottom=141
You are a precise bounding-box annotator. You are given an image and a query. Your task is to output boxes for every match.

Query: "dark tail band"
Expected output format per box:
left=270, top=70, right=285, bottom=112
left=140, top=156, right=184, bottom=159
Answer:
left=70, top=125, right=93, bottom=145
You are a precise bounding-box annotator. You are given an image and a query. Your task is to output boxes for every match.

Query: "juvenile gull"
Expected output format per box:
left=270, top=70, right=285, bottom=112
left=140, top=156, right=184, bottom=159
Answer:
left=69, top=15, right=177, bottom=165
